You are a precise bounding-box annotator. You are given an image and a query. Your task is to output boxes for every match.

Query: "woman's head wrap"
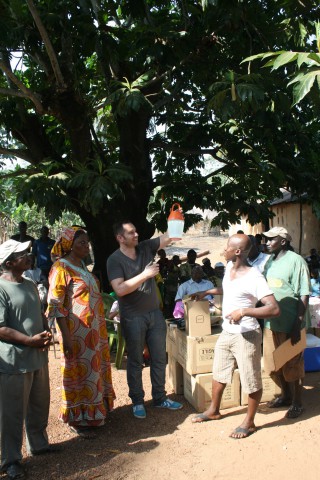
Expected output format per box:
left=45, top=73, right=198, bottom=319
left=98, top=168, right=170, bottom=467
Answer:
left=51, top=226, right=85, bottom=260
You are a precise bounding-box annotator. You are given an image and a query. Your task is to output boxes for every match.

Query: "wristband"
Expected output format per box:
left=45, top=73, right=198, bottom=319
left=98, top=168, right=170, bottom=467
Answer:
left=240, top=308, right=244, bottom=318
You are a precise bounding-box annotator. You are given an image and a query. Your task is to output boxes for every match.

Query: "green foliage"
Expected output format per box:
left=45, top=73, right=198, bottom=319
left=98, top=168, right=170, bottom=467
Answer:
left=0, top=177, right=81, bottom=237
left=243, top=21, right=320, bottom=105
left=0, top=0, right=320, bottom=276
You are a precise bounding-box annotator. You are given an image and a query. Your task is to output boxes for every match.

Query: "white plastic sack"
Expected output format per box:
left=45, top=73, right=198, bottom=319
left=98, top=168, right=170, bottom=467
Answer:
left=306, top=333, right=320, bottom=348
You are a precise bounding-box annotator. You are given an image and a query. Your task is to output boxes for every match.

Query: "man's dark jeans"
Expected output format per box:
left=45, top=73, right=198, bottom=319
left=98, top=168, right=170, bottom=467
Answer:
left=121, top=309, right=167, bottom=406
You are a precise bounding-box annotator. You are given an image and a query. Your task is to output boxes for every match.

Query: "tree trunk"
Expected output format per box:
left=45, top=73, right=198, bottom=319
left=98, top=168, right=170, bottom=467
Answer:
left=115, top=109, right=154, bottom=236
left=79, top=209, right=118, bottom=290
left=77, top=108, right=155, bottom=290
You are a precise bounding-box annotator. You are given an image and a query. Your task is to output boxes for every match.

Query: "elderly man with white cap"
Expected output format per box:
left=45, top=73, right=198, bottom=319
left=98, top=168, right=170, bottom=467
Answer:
left=0, top=240, right=55, bottom=479
left=262, top=226, right=310, bottom=419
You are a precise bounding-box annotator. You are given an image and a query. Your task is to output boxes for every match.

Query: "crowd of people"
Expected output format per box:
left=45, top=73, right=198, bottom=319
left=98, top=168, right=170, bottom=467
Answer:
left=156, top=248, right=226, bottom=318
left=0, top=220, right=314, bottom=478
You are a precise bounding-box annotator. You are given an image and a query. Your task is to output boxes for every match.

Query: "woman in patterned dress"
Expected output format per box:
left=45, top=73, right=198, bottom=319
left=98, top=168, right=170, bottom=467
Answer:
left=47, top=227, right=115, bottom=438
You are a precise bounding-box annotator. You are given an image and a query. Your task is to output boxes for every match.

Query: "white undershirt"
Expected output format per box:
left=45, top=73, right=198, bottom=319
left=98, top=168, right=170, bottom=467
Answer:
left=222, top=261, right=273, bottom=333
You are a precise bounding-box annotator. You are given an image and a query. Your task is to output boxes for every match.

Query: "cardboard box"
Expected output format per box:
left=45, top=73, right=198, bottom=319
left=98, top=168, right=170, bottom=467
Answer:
left=304, top=347, right=320, bottom=372
left=241, top=370, right=281, bottom=405
left=183, top=299, right=211, bottom=337
left=166, top=321, right=178, bottom=356
left=176, top=326, right=222, bottom=375
left=167, top=354, right=184, bottom=394
left=183, top=369, right=241, bottom=412
left=273, top=329, right=306, bottom=371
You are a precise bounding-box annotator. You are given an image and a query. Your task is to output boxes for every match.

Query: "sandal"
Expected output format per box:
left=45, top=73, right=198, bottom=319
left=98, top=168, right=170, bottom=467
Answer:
left=229, top=426, right=257, bottom=439
left=267, top=396, right=291, bottom=408
left=285, top=405, right=304, bottom=419
left=192, top=413, right=221, bottom=423
left=69, top=426, right=97, bottom=439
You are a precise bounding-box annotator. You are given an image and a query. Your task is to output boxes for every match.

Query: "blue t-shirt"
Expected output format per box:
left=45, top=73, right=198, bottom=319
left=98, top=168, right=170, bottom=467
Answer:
left=311, top=278, right=320, bottom=297
left=175, top=278, right=214, bottom=301
left=32, top=237, right=55, bottom=269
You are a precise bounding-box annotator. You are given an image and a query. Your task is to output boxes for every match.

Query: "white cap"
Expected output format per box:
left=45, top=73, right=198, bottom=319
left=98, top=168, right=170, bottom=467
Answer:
left=0, top=240, right=31, bottom=264
left=263, top=227, right=292, bottom=242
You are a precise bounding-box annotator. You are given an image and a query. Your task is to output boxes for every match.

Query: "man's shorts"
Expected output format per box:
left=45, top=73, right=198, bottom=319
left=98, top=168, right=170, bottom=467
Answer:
left=263, top=327, right=304, bottom=382
left=212, top=329, right=262, bottom=394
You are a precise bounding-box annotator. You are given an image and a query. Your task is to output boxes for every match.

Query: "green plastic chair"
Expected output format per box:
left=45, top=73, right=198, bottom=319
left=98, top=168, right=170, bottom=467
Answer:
left=113, top=322, right=126, bottom=369
left=101, top=292, right=114, bottom=316
left=106, top=318, right=119, bottom=351
left=101, top=292, right=126, bottom=369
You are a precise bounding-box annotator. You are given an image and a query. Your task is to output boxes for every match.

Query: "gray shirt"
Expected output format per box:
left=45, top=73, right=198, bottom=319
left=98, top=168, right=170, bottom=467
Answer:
left=107, top=238, right=160, bottom=317
left=0, top=277, right=48, bottom=374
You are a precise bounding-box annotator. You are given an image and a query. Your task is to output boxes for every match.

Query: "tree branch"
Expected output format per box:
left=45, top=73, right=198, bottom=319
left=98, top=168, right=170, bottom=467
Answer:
left=144, top=0, right=155, bottom=27
left=0, top=88, right=31, bottom=99
left=0, top=167, right=38, bottom=180
left=0, top=60, right=44, bottom=114
left=150, top=141, right=222, bottom=157
left=26, top=0, right=66, bottom=89
left=89, top=123, right=108, bottom=162
left=90, top=0, right=100, bottom=19
left=202, top=165, right=227, bottom=180
left=0, top=147, right=33, bottom=163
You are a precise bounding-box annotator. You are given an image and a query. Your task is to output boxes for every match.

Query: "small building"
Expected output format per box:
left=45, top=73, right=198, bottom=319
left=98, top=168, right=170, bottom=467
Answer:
left=229, top=188, right=320, bottom=257
left=228, top=189, right=320, bottom=256
left=228, top=219, right=264, bottom=237
left=269, top=190, right=320, bottom=256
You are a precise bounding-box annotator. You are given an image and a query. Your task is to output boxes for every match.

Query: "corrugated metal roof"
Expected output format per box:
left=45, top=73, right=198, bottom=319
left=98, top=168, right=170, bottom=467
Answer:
left=270, top=189, right=307, bottom=206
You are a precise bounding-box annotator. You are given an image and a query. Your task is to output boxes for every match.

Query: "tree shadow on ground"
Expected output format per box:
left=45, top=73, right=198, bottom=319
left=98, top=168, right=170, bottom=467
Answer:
left=23, top=354, right=320, bottom=479
left=23, top=396, right=193, bottom=479
left=253, top=372, right=320, bottom=431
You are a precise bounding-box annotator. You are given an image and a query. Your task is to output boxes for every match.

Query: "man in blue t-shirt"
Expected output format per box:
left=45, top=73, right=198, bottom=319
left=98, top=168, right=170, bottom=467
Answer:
left=175, top=265, right=214, bottom=301
left=32, top=226, right=55, bottom=278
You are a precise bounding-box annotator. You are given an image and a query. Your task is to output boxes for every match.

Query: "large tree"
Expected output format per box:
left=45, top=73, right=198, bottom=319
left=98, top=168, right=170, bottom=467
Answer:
left=0, top=0, right=319, bottom=283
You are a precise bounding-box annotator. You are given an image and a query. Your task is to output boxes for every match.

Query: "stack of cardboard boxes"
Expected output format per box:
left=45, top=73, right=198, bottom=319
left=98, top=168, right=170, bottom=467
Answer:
left=166, top=296, right=280, bottom=412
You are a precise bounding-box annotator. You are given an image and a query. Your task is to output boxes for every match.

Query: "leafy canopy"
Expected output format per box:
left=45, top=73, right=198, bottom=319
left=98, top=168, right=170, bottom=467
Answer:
left=0, top=0, right=319, bottom=276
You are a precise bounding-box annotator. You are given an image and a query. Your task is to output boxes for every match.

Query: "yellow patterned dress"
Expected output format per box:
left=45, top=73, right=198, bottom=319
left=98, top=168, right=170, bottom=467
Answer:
left=47, top=259, right=115, bottom=426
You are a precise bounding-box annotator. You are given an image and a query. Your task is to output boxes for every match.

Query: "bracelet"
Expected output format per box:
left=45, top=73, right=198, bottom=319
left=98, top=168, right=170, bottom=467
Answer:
left=240, top=308, right=244, bottom=318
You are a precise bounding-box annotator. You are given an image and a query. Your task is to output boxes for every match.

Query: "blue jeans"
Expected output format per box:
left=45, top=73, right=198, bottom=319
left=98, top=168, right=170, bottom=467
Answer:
left=121, top=309, right=167, bottom=406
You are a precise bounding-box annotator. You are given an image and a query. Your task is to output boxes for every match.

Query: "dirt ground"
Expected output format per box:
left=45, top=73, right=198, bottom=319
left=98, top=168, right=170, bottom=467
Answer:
left=14, top=353, right=320, bottom=480
left=3, top=233, right=320, bottom=480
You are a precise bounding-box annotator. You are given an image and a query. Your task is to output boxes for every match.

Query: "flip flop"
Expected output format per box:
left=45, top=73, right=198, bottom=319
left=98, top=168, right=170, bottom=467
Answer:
left=229, top=426, right=257, bottom=439
left=69, top=426, right=97, bottom=439
left=267, top=397, right=292, bottom=408
left=285, top=405, right=304, bottom=419
left=192, top=413, right=221, bottom=423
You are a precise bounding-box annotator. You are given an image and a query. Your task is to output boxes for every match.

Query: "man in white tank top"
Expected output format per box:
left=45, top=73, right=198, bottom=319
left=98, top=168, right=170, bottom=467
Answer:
left=192, top=234, right=280, bottom=439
